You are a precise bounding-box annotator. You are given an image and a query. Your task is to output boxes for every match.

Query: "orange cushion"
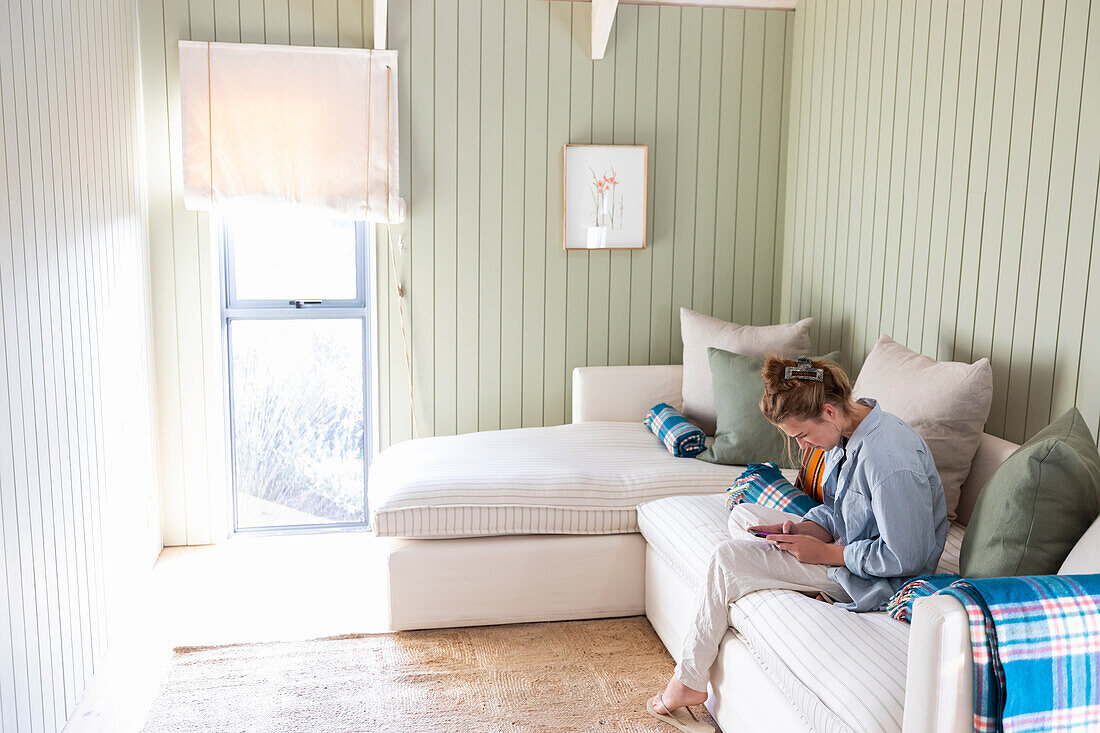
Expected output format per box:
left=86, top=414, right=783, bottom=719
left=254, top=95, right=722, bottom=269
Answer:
left=796, top=448, right=828, bottom=504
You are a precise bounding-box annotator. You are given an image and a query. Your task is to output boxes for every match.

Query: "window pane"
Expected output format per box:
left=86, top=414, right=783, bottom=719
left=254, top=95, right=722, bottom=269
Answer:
left=231, top=211, right=358, bottom=301
left=230, top=319, right=366, bottom=528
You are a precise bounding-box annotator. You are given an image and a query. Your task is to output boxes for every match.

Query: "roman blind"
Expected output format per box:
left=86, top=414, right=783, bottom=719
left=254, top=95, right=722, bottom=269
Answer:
left=178, top=40, right=406, bottom=223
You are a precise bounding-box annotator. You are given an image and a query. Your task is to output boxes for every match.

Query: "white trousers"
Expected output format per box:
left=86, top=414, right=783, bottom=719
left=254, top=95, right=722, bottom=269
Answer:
left=673, top=504, right=852, bottom=692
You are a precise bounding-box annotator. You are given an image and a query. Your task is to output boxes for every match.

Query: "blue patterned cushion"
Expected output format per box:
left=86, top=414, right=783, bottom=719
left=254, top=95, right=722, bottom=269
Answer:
left=644, top=403, right=706, bottom=458
left=726, top=462, right=820, bottom=516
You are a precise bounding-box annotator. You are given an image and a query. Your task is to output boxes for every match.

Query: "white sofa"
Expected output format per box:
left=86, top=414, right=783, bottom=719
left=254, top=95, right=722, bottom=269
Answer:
left=369, top=364, right=1100, bottom=733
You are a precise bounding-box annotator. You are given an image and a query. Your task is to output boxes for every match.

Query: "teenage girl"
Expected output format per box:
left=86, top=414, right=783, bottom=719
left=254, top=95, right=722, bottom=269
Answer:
left=647, top=355, right=948, bottom=733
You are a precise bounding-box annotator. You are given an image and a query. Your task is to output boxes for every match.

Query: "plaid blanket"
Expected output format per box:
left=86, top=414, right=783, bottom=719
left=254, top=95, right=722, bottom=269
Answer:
left=643, top=403, right=706, bottom=458
left=725, top=462, right=821, bottom=516
left=888, top=573, right=1100, bottom=733
left=885, top=573, right=962, bottom=622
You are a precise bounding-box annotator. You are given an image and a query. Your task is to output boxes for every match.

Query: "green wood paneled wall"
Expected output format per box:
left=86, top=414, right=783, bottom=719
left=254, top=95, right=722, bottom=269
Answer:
left=387, top=1, right=793, bottom=446
left=1, top=0, right=161, bottom=730
left=780, top=0, right=1100, bottom=446
left=140, top=0, right=794, bottom=476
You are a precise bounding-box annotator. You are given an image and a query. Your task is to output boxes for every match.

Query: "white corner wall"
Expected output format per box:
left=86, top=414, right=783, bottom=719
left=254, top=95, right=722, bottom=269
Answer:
left=0, top=0, right=161, bottom=731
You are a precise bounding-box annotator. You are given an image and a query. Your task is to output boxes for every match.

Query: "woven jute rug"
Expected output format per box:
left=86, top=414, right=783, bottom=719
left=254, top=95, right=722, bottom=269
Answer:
left=140, top=616, right=719, bottom=732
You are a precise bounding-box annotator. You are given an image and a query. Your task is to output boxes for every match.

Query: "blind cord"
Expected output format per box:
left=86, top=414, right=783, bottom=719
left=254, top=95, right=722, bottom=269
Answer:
left=386, top=225, right=420, bottom=439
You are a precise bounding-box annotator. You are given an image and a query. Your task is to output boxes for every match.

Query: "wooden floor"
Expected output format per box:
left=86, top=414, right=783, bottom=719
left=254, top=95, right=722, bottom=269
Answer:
left=63, top=531, right=393, bottom=733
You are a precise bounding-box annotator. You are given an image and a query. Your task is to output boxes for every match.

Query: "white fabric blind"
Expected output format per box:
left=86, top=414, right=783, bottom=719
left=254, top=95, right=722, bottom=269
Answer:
left=179, top=41, right=406, bottom=223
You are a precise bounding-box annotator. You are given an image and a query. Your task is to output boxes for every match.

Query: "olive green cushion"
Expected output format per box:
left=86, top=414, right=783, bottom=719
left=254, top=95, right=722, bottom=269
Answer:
left=960, top=408, right=1100, bottom=578
left=698, top=349, right=840, bottom=468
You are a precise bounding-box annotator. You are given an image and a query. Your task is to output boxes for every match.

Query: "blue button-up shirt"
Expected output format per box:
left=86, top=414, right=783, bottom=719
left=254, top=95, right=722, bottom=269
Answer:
left=802, top=399, right=948, bottom=612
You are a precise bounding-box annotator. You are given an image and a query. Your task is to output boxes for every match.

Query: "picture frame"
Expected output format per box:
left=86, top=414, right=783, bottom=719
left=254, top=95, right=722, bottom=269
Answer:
left=562, top=144, right=648, bottom=250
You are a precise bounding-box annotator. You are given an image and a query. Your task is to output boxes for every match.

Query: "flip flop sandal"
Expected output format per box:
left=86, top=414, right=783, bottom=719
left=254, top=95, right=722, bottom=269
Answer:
left=646, top=694, right=715, bottom=733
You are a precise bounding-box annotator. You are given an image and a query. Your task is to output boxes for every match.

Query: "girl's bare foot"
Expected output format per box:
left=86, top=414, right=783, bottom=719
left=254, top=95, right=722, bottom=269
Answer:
left=650, top=675, right=708, bottom=715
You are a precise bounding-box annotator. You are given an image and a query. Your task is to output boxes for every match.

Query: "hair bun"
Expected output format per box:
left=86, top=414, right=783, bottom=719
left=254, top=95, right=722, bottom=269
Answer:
left=761, top=355, right=797, bottom=395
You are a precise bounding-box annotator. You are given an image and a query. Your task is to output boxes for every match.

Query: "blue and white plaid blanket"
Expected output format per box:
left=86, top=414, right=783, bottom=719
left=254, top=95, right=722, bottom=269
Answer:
left=725, top=462, right=821, bottom=516
left=885, top=573, right=961, bottom=623
left=888, top=573, right=1100, bottom=733
left=643, top=403, right=706, bottom=458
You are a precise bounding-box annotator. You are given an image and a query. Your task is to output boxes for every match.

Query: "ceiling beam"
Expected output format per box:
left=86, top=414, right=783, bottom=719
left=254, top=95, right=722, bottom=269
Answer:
left=374, top=0, right=388, bottom=49
left=567, top=0, right=796, bottom=9
left=576, top=0, right=796, bottom=59
left=592, top=0, right=620, bottom=60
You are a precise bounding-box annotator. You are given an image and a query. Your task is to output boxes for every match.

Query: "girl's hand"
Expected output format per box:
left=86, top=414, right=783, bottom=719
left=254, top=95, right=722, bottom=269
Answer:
left=746, top=521, right=798, bottom=536
left=766, top=534, right=846, bottom=566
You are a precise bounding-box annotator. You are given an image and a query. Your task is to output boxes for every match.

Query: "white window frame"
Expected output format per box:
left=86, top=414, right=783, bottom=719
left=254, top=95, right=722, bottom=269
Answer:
left=218, top=215, right=376, bottom=535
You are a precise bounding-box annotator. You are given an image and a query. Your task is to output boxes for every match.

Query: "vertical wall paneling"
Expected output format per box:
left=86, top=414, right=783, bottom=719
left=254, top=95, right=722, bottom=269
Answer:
left=920, top=0, right=961, bottom=363
left=1022, top=0, right=1083, bottom=436
left=987, top=0, right=1041, bottom=435
left=905, top=0, right=943, bottom=353
left=628, top=8, right=659, bottom=365
left=772, top=14, right=794, bottom=323
left=669, top=8, right=701, bottom=363
left=1, top=0, right=161, bottom=729
left=499, top=0, right=527, bottom=428
left=542, top=3, right=570, bottom=427
left=970, top=0, right=1018, bottom=379
left=839, top=0, right=870, bottom=372
left=953, top=0, right=1000, bottom=365
left=648, top=8, right=680, bottom=364
left=608, top=8, right=638, bottom=368
left=754, top=12, right=785, bottom=326
left=1052, top=1, right=1098, bottom=427
left=409, top=0, right=435, bottom=435
left=565, top=6, right=593, bottom=409
left=936, top=0, right=982, bottom=365
left=691, top=9, right=722, bottom=324
left=432, top=0, right=458, bottom=438
left=389, top=0, right=413, bottom=443
left=1004, top=0, right=1067, bottom=441
left=478, top=0, right=504, bottom=430
left=1069, top=8, right=1100, bottom=437
left=782, top=0, right=1100, bottom=446
left=587, top=12, right=613, bottom=370
left=455, top=0, right=482, bottom=436
left=520, top=2, right=549, bottom=427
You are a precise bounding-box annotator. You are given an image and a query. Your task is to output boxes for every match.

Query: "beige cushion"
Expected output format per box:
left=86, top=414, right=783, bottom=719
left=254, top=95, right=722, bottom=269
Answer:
left=679, top=308, right=812, bottom=434
left=853, top=335, right=993, bottom=520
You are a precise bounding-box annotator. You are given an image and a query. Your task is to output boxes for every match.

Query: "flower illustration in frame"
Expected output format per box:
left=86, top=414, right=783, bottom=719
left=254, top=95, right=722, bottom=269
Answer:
left=564, top=145, right=647, bottom=250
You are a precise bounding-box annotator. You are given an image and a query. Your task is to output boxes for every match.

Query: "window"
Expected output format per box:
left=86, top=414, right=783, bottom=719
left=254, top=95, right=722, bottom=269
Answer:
left=221, top=211, right=373, bottom=532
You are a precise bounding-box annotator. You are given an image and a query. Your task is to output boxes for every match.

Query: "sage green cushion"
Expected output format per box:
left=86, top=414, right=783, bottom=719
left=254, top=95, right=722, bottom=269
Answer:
left=698, top=349, right=840, bottom=468
left=960, top=408, right=1100, bottom=578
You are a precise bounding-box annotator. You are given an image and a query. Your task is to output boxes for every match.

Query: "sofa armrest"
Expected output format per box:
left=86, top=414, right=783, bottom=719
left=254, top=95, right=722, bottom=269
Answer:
left=902, top=595, right=973, bottom=733
left=571, top=365, right=684, bottom=423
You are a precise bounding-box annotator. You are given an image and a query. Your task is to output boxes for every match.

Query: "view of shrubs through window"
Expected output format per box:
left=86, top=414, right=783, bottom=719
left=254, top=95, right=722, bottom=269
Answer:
left=231, top=319, right=366, bottom=527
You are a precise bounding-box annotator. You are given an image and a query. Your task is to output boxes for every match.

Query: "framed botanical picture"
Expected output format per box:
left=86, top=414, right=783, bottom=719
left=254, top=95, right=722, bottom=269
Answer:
left=563, top=144, right=648, bottom=250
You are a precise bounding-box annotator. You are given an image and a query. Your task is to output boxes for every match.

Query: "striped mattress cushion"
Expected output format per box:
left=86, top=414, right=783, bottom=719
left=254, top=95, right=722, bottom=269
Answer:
left=637, top=492, right=968, bottom=733
left=368, top=422, right=746, bottom=538
left=730, top=590, right=910, bottom=733
left=637, top=493, right=967, bottom=590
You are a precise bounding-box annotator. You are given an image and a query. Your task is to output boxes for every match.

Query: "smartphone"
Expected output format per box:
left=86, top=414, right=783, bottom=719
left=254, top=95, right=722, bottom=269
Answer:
left=748, top=528, right=772, bottom=538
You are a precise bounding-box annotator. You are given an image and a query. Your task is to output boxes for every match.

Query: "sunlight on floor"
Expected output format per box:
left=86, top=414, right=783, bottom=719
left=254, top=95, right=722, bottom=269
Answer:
left=64, top=531, right=393, bottom=733
left=154, top=531, right=392, bottom=645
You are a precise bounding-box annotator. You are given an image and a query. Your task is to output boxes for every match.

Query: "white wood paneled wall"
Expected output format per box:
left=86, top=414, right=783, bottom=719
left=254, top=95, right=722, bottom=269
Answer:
left=0, top=0, right=161, bottom=731
left=137, top=1, right=234, bottom=548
